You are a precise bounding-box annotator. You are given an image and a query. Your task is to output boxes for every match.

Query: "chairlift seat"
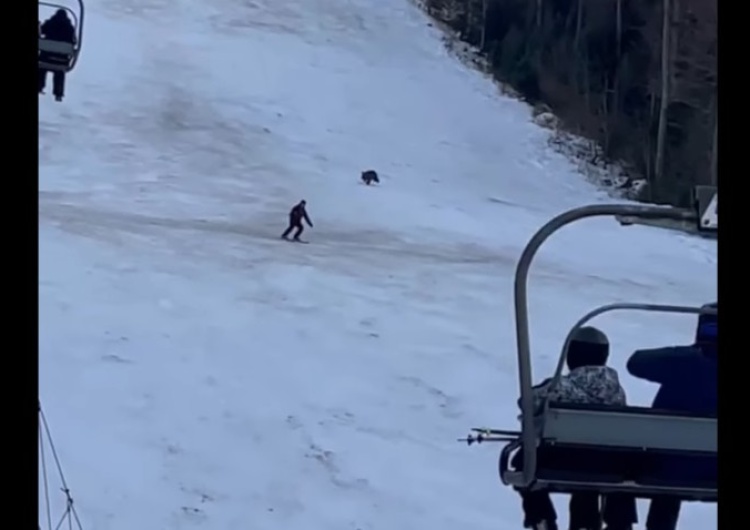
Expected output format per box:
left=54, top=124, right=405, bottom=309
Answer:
left=39, top=39, right=75, bottom=55
left=39, top=39, right=75, bottom=72
left=502, top=403, right=716, bottom=502
left=542, top=403, right=716, bottom=452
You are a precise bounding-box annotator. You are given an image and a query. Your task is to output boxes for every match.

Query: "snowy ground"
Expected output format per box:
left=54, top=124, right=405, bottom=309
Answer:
left=39, top=0, right=717, bottom=529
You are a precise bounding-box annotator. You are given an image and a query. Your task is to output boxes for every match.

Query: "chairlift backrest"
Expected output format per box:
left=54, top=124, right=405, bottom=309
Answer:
left=543, top=403, right=716, bottom=453
left=39, top=39, right=75, bottom=55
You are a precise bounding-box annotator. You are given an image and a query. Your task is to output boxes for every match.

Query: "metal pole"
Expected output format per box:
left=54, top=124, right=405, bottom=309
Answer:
left=514, top=204, right=697, bottom=486
left=75, top=0, right=84, bottom=66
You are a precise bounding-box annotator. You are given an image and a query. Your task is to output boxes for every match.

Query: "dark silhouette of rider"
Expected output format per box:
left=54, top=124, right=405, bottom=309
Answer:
left=39, top=9, right=77, bottom=102
left=281, top=200, right=313, bottom=241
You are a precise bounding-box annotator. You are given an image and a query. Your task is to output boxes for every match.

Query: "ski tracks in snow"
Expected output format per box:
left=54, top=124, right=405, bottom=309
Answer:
left=39, top=194, right=667, bottom=299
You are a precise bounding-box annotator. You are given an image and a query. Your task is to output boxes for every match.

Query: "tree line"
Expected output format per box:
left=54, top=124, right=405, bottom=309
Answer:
left=422, top=0, right=717, bottom=206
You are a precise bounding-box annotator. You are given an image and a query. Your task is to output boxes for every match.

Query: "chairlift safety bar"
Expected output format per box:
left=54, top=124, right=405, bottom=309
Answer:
left=548, top=303, right=717, bottom=394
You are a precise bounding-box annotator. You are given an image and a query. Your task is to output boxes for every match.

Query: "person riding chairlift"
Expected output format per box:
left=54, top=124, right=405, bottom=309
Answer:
left=512, top=326, right=638, bottom=530
left=39, top=9, right=77, bottom=102
left=626, top=302, right=718, bottom=530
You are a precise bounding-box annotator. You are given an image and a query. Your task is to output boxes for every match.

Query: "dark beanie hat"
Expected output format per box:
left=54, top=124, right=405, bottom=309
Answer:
left=566, top=326, right=610, bottom=370
left=696, top=302, right=717, bottom=344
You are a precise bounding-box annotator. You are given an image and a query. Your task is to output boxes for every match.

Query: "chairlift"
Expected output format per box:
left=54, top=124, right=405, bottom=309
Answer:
left=464, top=190, right=717, bottom=503
left=39, top=0, right=85, bottom=73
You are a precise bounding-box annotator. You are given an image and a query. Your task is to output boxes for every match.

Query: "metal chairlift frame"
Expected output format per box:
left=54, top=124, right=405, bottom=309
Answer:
left=39, top=0, right=85, bottom=72
left=471, top=200, right=717, bottom=501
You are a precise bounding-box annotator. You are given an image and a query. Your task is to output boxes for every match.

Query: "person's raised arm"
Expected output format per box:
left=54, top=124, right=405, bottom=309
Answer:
left=626, top=346, right=687, bottom=384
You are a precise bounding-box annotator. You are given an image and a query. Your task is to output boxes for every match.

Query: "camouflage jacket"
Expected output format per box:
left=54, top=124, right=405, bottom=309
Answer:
left=523, top=366, right=628, bottom=412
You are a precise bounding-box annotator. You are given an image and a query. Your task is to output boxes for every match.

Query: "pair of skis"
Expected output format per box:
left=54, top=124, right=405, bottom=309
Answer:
left=281, top=236, right=309, bottom=244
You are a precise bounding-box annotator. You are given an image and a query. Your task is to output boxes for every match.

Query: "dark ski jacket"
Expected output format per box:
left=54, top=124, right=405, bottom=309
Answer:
left=627, top=344, right=717, bottom=482
left=290, top=203, right=312, bottom=226
left=628, top=345, right=717, bottom=416
left=41, top=10, right=76, bottom=43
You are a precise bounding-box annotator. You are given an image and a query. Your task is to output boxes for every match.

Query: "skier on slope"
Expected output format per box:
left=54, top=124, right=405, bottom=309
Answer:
left=281, top=200, right=313, bottom=241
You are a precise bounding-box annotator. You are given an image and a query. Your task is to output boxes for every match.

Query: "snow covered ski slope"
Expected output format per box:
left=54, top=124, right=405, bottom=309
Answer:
left=38, top=0, right=717, bottom=529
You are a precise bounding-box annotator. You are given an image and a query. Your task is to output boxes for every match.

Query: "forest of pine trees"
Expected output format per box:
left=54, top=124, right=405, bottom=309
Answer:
left=422, top=0, right=717, bottom=206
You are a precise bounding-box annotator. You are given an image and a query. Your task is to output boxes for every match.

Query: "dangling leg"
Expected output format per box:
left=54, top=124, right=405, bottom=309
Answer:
left=519, top=490, right=558, bottom=530
left=645, top=496, right=680, bottom=530
left=53, top=71, right=66, bottom=102
left=568, top=492, right=601, bottom=530
left=38, top=68, right=48, bottom=94
left=601, top=493, right=637, bottom=530
left=512, top=450, right=557, bottom=529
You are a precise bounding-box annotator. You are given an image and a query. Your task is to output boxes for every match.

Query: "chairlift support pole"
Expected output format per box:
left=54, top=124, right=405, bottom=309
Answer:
left=513, top=204, right=703, bottom=487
